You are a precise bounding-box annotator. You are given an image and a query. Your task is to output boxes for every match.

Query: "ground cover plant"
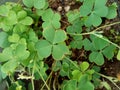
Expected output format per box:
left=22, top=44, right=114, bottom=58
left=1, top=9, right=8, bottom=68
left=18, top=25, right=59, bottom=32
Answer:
left=0, top=0, right=120, bottom=90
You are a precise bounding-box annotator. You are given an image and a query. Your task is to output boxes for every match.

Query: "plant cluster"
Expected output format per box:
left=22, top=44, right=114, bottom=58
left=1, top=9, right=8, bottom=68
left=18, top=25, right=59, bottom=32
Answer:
left=0, top=0, right=120, bottom=90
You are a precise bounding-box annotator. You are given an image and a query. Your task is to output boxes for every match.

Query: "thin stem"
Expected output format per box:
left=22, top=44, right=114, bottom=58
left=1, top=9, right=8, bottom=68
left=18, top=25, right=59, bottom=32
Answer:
left=64, top=57, right=80, bottom=70
left=93, top=33, right=120, bottom=49
left=31, top=62, right=35, bottom=90
left=96, top=72, right=120, bottom=90
left=35, top=67, right=50, bottom=90
left=68, top=21, right=120, bottom=36
left=93, top=21, right=120, bottom=32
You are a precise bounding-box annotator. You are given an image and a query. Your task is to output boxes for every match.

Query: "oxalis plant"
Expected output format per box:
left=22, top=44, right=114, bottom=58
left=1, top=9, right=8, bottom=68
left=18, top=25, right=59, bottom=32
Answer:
left=0, top=0, right=120, bottom=90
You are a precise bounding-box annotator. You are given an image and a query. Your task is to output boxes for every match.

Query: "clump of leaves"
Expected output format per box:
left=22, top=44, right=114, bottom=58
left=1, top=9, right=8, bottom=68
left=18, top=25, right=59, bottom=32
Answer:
left=0, top=0, right=119, bottom=90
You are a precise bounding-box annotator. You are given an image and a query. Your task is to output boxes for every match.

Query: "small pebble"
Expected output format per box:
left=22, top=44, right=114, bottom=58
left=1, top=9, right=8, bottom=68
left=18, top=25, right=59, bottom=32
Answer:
left=64, top=5, right=70, bottom=12
left=57, top=6, right=62, bottom=11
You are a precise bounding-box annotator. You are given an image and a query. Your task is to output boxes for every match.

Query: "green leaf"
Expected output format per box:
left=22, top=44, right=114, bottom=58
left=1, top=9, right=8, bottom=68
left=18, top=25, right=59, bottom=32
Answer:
left=85, top=13, right=102, bottom=27
left=80, top=0, right=94, bottom=16
left=94, top=0, right=108, bottom=17
left=78, top=81, right=94, bottom=90
left=43, top=28, right=55, bottom=43
left=70, top=36, right=83, bottom=49
left=106, top=3, right=117, bottom=19
left=117, top=50, right=120, bottom=61
left=13, top=24, right=28, bottom=33
left=17, top=10, right=27, bottom=20
left=8, top=33, right=20, bottom=43
left=83, top=38, right=92, bottom=51
left=34, top=0, right=46, bottom=9
left=19, top=16, right=33, bottom=25
left=53, top=30, right=67, bottom=44
left=62, top=80, right=77, bottom=90
left=28, top=29, right=38, bottom=42
left=102, top=45, right=116, bottom=60
left=23, top=0, right=34, bottom=8
left=35, top=40, right=52, bottom=58
left=0, top=32, right=10, bottom=48
left=0, top=5, right=10, bottom=16
left=1, top=60, right=18, bottom=74
left=43, top=29, right=67, bottom=44
left=67, top=19, right=83, bottom=34
left=92, top=35, right=109, bottom=50
left=66, top=10, right=80, bottom=23
left=72, top=70, right=82, bottom=81
left=80, top=62, right=89, bottom=72
left=89, top=51, right=104, bottom=65
left=52, top=43, right=69, bottom=60
left=42, top=9, right=54, bottom=21
left=101, top=82, right=112, bottom=90
left=78, top=75, right=94, bottom=90
left=0, top=47, right=13, bottom=62
left=42, top=9, right=61, bottom=29
left=15, top=44, right=30, bottom=60
left=3, top=10, right=17, bottom=25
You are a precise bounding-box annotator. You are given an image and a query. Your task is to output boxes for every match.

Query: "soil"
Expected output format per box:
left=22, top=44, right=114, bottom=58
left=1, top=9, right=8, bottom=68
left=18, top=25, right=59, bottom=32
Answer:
left=49, top=0, right=120, bottom=90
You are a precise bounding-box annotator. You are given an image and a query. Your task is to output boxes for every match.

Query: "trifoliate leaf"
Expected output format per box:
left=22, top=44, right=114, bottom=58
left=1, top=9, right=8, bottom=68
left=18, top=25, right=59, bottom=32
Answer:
left=34, top=0, right=46, bottom=9
left=52, top=43, right=69, bottom=60
left=117, top=50, right=120, bottom=61
left=89, top=51, right=104, bottom=65
left=70, top=36, right=83, bottom=49
left=8, top=33, right=20, bottom=43
left=1, top=60, right=18, bottom=74
left=0, top=32, right=10, bottom=48
left=67, top=19, right=83, bottom=34
left=43, top=29, right=67, bottom=44
left=19, top=16, right=33, bottom=25
left=23, top=0, right=34, bottom=8
left=0, top=5, right=10, bottom=16
left=102, top=45, right=116, bottom=60
left=35, top=40, right=52, bottom=58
